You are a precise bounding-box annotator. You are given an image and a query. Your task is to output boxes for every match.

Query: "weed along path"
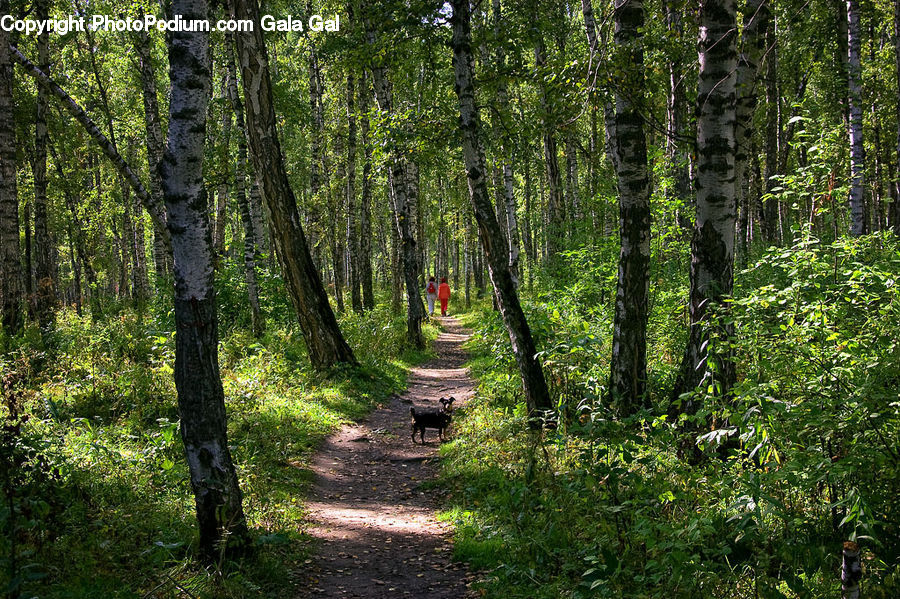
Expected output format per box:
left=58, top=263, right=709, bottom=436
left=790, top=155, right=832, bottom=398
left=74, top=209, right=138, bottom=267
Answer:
left=296, top=317, right=478, bottom=598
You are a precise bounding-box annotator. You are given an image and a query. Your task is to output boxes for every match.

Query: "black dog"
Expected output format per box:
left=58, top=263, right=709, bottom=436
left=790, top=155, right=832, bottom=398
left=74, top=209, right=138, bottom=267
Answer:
left=410, top=396, right=455, bottom=444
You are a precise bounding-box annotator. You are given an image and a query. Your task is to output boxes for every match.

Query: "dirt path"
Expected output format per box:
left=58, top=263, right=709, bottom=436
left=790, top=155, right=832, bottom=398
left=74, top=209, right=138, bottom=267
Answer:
left=295, top=317, right=478, bottom=598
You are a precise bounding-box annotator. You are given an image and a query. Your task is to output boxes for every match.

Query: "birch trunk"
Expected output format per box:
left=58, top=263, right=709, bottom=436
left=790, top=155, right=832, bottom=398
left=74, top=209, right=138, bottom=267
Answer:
left=133, top=29, right=173, bottom=279
left=225, top=33, right=263, bottom=337
left=847, top=0, right=866, bottom=236
left=674, top=0, right=738, bottom=405
left=0, top=3, right=22, bottom=333
left=610, top=0, right=652, bottom=411
left=734, top=0, right=769, bottom=256
left=12, top=46, right=171, bottom=251
left=368, top=26, right=425, bottom=348
left=162, top=0, right=248, bottom=557
left=229, top=0, right=356, bottom=368
left=664, top=0, right=692, bottom=217
left=451, top=0, right=552, bottom=418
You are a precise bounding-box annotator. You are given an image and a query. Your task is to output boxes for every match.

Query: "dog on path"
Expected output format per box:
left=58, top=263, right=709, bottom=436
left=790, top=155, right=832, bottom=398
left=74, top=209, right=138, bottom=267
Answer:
left=410, top=397, right=455, bottom=444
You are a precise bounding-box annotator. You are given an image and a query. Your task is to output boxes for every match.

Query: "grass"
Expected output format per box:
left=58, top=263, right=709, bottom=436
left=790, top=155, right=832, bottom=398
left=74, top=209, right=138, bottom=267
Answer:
left=2, top=301, right=438, bottom=598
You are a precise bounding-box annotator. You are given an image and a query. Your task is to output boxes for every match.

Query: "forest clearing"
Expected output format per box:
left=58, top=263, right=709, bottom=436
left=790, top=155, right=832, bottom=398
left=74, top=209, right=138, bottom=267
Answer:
left=1, top=0, right=899, bottom=598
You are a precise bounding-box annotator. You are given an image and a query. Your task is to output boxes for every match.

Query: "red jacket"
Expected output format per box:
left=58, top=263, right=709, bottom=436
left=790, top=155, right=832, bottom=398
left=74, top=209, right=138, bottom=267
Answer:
left=438, top=283, right=451, bottom=300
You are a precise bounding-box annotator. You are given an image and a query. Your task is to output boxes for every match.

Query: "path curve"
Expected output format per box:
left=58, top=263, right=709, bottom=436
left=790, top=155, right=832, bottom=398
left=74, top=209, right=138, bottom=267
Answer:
left=296, top=317, right=477, bottom=598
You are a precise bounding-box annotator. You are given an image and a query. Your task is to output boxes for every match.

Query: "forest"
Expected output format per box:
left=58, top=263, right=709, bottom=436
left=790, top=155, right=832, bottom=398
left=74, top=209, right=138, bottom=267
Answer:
left=0, top=0, right=898, bottom=597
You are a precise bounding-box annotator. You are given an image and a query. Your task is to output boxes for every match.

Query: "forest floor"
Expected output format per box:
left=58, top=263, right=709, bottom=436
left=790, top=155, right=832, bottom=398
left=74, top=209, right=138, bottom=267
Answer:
left=294, top=316, right=479, bottom=598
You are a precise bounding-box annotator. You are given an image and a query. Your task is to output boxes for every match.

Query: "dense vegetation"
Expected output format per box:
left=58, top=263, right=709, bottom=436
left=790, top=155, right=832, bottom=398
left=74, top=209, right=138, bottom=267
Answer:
left=0, top=0, right=898, bottom=597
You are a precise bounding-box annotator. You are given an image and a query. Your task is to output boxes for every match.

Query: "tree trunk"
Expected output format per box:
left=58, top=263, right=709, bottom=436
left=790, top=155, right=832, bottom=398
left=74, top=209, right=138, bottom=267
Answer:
left=346, top=72, right=362, bottom=314
left=609, top=0, right=652, bottom=412
left=31, top=0, right=55, bottom=333
left=225, top=33, right=263, bottom=337
left=841, top=541, right=861, bottom=599
left=359, top=73, right=375, bottom=310
left=663, top=0, right=692, bottom=222
left=162, top=0, right=248, bottom=558
left=894, top=0, right=900, bottom=235
left=0, top=4, right=22, bottom=333
left=451, top=0, right=553, bottom=418
left=229, top=0, right=356, bottom=368
left=133, top=28, right=173, bottom=279
left=367, top=26, right=425, bottom=348
left=674, top=0, right=738, bottom=406
left=847, top=0, right=866, bottom=236
left=12, top=46, right=171, bottom=254
left=734, top=0, right=769, bottom=257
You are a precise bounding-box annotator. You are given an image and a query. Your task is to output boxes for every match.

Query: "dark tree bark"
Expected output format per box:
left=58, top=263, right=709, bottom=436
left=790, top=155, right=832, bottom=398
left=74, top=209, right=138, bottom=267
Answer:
left=31, top=0, right=55, bottom=333
left=674, top=0, right=739, bottom=406
left=609, top=0, right=652, bottom=411
left=894, top=0, right=900, bottom=235
left=0, top=2, right=22, bottom=333
left=451, top=0, right=553, bottom=418
left=225, top=33, right=263, bottom=337
left=229, top=0, right=356, bottom=368
left=162, top=0, right=248, bottom=558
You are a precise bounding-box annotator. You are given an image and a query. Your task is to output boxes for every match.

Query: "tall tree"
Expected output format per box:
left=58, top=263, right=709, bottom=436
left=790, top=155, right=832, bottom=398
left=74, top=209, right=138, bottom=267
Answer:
left=366, top=19, right=425, bottom=349
left=132, top=28, right=173, bottom=279
left=225, top=33, right=264, bottom=337
left=609, top=0, right=652, bottom=411
left=0, top=0, right=22, bottom=333
left=228, top=0, right=356, bottom=369
left=358, top=72, right=376, bottom=310
left=450, top=0, right=552, bottom=419
left=674, top=0, right=739, bottom=406
left=894, top=0, right=900, bottom=235
left=32, top=0, right=56, bottom=333
left=346, top=72, right=362, bottom=313
left=161, top=0, right=248, bottom=557
left=846, top=0, right=866, bottom=236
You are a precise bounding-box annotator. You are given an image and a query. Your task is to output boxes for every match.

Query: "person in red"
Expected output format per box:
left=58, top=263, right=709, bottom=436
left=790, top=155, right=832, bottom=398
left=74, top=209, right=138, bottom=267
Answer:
left=438, top=277, right=451, bottom=317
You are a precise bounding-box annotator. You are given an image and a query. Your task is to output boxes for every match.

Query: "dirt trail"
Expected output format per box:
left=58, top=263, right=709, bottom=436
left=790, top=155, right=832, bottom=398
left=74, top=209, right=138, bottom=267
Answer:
left=296, top=317, right=478, bottom=598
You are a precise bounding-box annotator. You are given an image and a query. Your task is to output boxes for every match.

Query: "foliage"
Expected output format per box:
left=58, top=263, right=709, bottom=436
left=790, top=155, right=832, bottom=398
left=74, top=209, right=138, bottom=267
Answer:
left=0, top=283, right=432, bottom=598
left=442, top=234, right=900, bottom=598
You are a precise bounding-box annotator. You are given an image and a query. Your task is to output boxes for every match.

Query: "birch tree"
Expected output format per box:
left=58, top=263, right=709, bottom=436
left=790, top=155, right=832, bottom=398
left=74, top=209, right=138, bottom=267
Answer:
left=609, top=0, right=652, bottom=411
left=450, top=0, right=552, bottom=418
left=229, top=0, right=356, bottom=368
left=674, top=0, right=739, bottom=405
left=161, top=0, right=248, bottom=557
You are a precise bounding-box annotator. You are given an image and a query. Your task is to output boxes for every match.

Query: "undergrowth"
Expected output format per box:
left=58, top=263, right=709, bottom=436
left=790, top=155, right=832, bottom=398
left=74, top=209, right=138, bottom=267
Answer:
left=440, top=232, right=900, bottom=599
left=1, top=290, right=436, bottom=599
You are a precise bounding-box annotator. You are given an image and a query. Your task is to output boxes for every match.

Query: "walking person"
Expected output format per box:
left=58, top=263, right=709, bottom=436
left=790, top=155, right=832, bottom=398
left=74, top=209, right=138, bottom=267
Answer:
left=438, top=277, right=451, bottom=317
left=425, top=276, right=438, bottom=317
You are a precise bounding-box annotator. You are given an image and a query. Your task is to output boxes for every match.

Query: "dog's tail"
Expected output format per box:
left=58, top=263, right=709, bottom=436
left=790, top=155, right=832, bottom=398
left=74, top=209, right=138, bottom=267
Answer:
left=410, top=407, right=416, bottom=418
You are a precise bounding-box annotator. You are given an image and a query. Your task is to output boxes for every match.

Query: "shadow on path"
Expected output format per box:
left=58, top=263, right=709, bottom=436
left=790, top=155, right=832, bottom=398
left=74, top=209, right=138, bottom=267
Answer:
left=295, top=317, right=477, bottom=598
